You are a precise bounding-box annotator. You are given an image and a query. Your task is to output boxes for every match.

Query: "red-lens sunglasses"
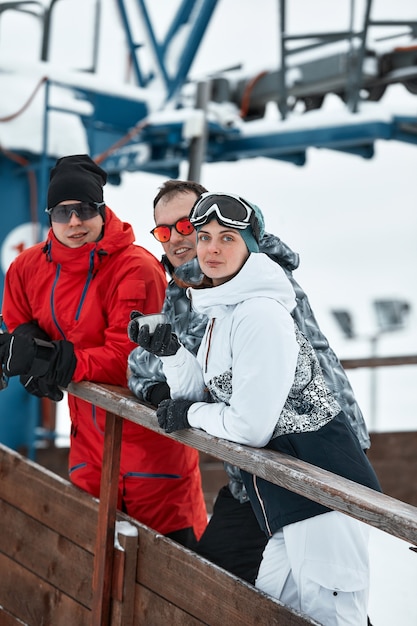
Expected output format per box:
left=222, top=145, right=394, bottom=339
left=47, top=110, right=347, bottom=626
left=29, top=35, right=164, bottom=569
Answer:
left=150, top=217, right=195, bottom=243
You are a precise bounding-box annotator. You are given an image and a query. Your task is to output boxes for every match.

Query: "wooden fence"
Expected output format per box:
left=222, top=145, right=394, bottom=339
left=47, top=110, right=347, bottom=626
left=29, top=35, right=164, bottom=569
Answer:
left=1, top=380, right=416, bottom=625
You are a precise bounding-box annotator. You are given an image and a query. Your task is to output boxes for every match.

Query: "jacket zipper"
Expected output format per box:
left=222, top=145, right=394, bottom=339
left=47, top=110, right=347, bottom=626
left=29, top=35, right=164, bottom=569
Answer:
left=75, top=250, right=95, bottom=321
left=204, top=318, right=216, bottom=373
left=252, top=474, right=273, bottom=537
left=51, top=251, right=96, bottom=335
left=51, top=265, right=66, bottom=339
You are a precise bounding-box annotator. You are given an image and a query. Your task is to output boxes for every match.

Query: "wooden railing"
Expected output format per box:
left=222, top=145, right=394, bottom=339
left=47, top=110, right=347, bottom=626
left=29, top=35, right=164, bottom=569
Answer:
left=66, top=381, right=417, bottom=626
left=340, top=354, right=417, bottom=369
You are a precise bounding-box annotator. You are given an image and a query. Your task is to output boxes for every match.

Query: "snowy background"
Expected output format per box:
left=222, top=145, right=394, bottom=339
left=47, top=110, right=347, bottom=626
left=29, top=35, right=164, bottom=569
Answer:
left=1, top=1, right=416, bottom=623
left=106, top=0, right=417, bottom=435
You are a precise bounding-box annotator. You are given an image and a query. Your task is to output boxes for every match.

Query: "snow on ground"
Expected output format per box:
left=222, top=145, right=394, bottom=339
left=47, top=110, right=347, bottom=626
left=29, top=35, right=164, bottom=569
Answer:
left=368, top=529, right=417, bottom=625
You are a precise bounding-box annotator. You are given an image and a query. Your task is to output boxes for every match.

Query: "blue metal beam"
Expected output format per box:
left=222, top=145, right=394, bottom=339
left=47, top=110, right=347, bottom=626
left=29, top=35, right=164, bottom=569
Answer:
left=391, top=116, right=417, bottom=145
left=100, top=113, right=417, bottom=177
left=117, top=0, right=219, bottom=100
left=115, top=0, right=147, bottom=87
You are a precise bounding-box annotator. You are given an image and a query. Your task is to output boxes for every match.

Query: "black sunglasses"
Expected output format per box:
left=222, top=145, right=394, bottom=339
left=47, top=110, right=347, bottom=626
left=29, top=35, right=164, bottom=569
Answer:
left=150, top=217, right=194, bottom=243
left=45, top=202, right=104, bottom=224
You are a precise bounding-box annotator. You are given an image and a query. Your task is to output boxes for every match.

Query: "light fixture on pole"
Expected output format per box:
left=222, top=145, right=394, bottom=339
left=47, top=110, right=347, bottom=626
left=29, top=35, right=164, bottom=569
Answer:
left=331, top=299, right=411, bottom=431
left=331, top=309, right=355, bottom=339
left=373, top=300, right=411, bottom=333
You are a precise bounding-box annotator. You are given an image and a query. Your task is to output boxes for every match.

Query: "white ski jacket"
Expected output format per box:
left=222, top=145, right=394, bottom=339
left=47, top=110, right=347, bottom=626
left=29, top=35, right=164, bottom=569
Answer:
left=161, top=253, right=302, bottom=447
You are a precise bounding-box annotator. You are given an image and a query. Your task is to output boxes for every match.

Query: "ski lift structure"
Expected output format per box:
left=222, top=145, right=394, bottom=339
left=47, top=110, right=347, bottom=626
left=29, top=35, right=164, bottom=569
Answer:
left=0, top=0, right=417, bottom=454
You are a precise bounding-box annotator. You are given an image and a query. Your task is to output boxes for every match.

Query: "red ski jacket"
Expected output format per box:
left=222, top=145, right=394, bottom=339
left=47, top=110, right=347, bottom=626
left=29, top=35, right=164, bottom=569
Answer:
left=2, top=207, right=207, bottom=539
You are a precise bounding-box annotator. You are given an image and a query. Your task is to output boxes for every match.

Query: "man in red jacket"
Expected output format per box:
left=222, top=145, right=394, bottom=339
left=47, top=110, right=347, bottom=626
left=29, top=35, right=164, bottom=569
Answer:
left=0, top=155, right=207, bottom=546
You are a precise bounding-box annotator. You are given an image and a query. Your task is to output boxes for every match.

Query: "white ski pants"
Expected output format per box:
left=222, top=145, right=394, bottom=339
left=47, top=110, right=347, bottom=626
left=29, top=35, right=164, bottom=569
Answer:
left=255, top=511, right=370, bottom=626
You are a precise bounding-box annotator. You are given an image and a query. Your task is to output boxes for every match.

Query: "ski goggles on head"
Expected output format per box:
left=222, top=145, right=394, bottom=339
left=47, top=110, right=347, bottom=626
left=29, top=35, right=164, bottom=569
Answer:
left=190, top=192, right=255, bottom=232
left=150, top=217, right=194, bottom=242
left=45, top=201, right=105, bottom=223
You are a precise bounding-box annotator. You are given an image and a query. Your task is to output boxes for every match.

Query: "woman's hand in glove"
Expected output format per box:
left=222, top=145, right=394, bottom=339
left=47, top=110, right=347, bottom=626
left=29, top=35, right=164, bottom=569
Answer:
left=138, top=323, right=181, bottom=357
left=156, top=399, right=193, bottom=433
left=146, top=382, right=171, bottom=407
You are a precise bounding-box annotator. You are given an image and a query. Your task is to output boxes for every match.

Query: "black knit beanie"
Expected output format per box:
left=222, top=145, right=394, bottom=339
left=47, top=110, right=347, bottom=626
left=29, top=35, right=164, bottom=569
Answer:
left=47, top=155, right=107, bottom=218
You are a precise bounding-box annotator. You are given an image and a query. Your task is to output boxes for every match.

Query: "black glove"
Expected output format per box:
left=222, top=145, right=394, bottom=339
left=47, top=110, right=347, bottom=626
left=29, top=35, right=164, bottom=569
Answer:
left=156, top=398, right=193, bottom=433
left=0, top=333, right=76, bottom=387
left=138, top=323, right=181, bottom=357
left=13, top=322, right=64, bottom=400
left=146, top=381, right=171, bottom=407
left=20, top=375, right=64, bottom=402
left=127, top=310, right=143, bottom=343
left=14, top=321, right=51, bottom=342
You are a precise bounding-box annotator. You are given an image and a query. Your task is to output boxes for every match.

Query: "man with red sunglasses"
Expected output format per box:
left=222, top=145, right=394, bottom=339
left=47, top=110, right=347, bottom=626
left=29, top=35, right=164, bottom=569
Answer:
left=150, top=181, right=201, bottom=269
left=129, top=179, right=209, bottom=406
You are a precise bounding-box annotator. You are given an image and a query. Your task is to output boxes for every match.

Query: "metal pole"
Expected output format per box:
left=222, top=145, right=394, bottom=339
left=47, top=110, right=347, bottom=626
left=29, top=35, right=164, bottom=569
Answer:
left=41, top=0, right=62, bottom=61
left=369, top=334, right=378, bottom=431
left=278, top=0, right=288, bottom=120
left=347, top=0, right=373, bottom=112
left=187, top=80, right=210, bottom=182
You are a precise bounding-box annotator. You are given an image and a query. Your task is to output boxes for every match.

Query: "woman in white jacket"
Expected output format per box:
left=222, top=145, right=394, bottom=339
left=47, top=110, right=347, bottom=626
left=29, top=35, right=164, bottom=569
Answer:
left=132, top=192, right=381, bottom=626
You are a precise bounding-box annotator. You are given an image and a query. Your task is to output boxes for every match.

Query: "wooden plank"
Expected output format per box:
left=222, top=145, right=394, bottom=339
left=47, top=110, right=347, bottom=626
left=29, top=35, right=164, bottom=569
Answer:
left=199, top=453, right=228, bottom=513
left=0, top=552, right=90, bottom=626
left=112, top=547, right=126, bottom=604
left=0, top=423, right=316, bottom=626
left=131, top=519, right=319, bottom=625
left=0, top=607, right=28, bottom=626
left=67, top=382, right=417, bottom=547
left=36, top=445, right=69, bottom=479
left=341, top=354, right=417, bottom=369
left=111, top=522, right=139, bottom=626
left=367, top=431, right=417, bottom=506
left=134, top=585, right=205, bottom=625
left=0, top=444, right=98, bottom=552
left=0, top=499, right=92, bottom=607
left=91, top=411, right=123, bottom=626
